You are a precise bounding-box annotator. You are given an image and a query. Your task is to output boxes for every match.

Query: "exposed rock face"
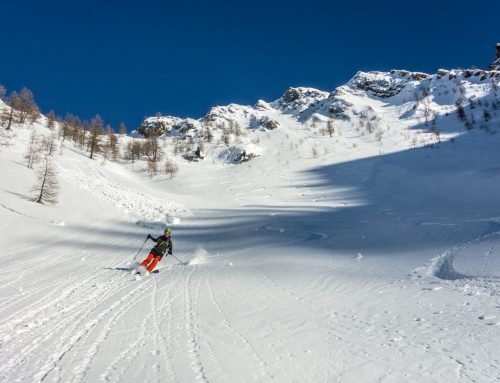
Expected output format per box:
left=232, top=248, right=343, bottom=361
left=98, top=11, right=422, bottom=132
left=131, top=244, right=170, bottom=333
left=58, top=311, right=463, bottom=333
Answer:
left=137, top=116, right=183, bottom=137
left=326, top=97, right=353, bottom=120
left=235, top=150, right=257, bottom=163
left=281, top=88, right=302, bottom=103
left=202, top=106, right=229, bottom=122
left=173, top=119, right=201, bottom=138
left=182, top=146, right=205, bottom=162
left=218, top=144, right=261, bottom=164
left=201, top=104, right=253, bottom=129
left=273, top=87, right=330, bottom=114
left=255, top=100, right=272, bottom=111
left=347, top=70, right=430, bottom=98
left=137, top=116, right=203, bottom=139
left=260, top=116, right=279, bottom=130
left=490, top=43, right=500, bottom=71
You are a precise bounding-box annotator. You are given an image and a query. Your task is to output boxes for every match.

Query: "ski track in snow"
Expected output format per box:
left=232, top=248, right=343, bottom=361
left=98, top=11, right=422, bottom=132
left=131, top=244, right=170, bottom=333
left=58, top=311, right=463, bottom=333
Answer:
left=46, top=278, right=153, bottom=383
left=0, top=264, right=137, bottom=382
left=149, top=271, right=177, bottom=382
left=184, top=265, right=210, bottom=382
left=99, top=309, right=152, bottom=383
left=205, top=270, right=273, bottom=381
left=98, top=270, right=179, bottom=383
left=189, top=272, right=227, bottom=381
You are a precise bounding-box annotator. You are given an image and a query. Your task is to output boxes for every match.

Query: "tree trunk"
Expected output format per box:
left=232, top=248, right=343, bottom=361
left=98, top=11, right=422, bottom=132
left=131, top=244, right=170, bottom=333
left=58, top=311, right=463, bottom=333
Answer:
left=36, top=161, right=48, bottom=204
left=6, top=107, right=13, bottom=130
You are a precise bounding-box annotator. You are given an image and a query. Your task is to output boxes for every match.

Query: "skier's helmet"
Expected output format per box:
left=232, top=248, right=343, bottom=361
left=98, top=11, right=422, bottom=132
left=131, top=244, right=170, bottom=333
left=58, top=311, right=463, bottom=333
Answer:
left=164, top=227, right=172, bottom=236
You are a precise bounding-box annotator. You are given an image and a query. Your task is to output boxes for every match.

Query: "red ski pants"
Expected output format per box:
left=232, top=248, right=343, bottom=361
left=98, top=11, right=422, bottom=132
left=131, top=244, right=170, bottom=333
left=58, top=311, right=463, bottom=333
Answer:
left=141, top=253, right=161, bottom=272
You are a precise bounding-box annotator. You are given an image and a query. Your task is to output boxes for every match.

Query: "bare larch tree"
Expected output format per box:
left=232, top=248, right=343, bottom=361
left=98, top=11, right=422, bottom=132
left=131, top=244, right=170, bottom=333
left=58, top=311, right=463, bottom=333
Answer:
left=33, top=155, right=59, bottom=204
left=88, top=114, right=103, bottom=159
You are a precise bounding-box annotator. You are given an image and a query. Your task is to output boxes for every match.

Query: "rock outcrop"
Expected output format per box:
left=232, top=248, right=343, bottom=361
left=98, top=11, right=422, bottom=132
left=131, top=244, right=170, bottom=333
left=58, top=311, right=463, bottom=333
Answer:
left=347, top=70, right=430, bottom=99
left=490, top=43, right=500, bottom=71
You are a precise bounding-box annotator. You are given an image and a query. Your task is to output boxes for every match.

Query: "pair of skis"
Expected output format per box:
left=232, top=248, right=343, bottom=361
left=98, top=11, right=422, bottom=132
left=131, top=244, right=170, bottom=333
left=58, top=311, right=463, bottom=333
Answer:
left=130, top=261, right=184, bottom=279
left=130, top=262, right=157, bottom=276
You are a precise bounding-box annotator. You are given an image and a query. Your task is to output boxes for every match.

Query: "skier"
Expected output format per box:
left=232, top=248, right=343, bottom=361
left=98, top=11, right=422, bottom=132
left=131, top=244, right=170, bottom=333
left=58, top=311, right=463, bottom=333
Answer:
left=139, top=227, right=173, bottom=273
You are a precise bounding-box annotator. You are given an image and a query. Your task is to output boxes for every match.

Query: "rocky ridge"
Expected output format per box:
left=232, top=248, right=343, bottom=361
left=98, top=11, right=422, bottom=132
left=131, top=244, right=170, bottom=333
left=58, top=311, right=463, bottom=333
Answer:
left=135, top=46, right=500, bottom=163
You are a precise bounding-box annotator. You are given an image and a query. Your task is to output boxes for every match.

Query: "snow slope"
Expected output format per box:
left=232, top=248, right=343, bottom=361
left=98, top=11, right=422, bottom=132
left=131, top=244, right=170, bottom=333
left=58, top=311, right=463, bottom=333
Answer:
left=1, top=65, right=500, bottom=383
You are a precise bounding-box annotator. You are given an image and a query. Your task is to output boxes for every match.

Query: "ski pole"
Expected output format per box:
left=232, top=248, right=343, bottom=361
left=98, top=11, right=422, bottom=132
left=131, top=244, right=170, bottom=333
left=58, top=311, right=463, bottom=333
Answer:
left=170, top=254, right=184, bottom=264
left=132, top=237, right=148, bottom=263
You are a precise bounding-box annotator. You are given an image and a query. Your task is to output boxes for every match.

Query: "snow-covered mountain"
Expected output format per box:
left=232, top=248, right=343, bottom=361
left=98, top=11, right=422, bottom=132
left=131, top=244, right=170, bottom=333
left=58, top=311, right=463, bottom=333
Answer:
left=1, top=48, right=500, bottom=383
left=137, top=61, right=500, bottom=169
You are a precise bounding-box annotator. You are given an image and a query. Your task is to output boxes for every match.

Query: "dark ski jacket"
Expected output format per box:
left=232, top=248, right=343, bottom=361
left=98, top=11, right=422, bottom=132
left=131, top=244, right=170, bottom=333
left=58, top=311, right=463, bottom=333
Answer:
left=149, top=235, right=173, bottom=258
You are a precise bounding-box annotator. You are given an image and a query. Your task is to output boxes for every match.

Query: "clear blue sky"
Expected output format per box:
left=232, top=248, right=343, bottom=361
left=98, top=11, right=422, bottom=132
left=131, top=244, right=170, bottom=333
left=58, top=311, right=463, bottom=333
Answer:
left=1, top=0, right=498, bottom=130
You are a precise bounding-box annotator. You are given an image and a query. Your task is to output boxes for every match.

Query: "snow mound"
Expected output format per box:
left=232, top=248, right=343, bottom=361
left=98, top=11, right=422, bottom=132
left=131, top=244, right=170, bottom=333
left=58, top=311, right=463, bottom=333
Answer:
left=415, top=224, right=500, bottom=281
left=427, top=247, right=469, bottom=280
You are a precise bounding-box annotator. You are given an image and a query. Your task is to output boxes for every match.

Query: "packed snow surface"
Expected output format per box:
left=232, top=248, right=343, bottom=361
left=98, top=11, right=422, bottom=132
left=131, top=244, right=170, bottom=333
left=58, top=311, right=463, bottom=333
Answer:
left=1, top=68, right=500, bottom=383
